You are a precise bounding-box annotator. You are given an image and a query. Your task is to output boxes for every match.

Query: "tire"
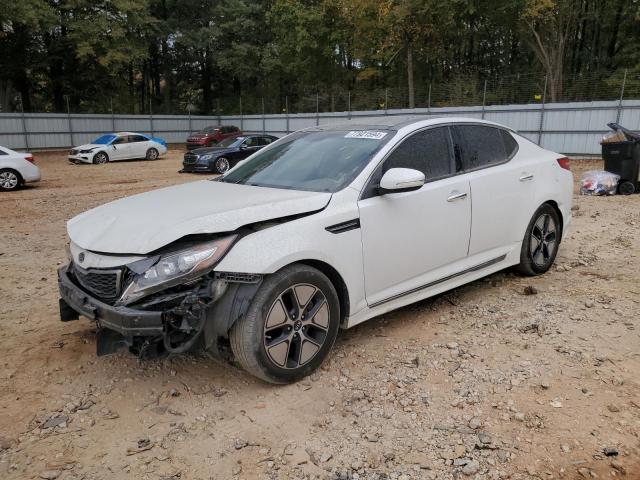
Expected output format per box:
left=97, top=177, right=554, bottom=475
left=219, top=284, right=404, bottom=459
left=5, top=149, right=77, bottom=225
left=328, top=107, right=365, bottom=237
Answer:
left=229, top=264, right=340, bottom=384
left=146, top=148, right=159, bottom=160
left=618, top=180, right=635, bottom=195
left=0, top=168, right=22, bottom=191
left=516, top=204, right=561, bottom=276
left=93, top=151, right=109, bottom=164
left=214, top=156, right=230, bottom=174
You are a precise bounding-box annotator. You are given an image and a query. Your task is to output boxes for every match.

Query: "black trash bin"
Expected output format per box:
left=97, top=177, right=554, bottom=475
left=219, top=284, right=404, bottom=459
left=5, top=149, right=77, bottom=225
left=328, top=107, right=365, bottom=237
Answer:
left=602, top=123, right=640, bottom=195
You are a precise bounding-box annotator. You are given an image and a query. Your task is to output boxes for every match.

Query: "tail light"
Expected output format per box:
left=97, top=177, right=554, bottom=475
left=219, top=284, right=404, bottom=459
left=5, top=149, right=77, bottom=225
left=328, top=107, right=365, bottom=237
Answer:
left=556, top=157, right=570, bottom=171
left=25, top=154, right=35, bottom=163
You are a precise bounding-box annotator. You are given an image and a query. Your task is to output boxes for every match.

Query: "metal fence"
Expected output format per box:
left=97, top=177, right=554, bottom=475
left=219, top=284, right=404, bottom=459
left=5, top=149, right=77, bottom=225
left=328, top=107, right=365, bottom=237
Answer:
left=1, top=99, right=639, bottom=155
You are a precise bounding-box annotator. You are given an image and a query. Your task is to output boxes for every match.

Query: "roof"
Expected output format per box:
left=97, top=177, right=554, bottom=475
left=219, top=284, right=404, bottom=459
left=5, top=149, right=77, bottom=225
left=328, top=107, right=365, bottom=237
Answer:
left=311, top=116, right=507, bottom=132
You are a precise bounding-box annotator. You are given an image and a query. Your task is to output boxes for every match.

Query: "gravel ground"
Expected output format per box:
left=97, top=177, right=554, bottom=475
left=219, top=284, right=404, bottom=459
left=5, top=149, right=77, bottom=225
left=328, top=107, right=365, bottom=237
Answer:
left=0, top=150, right=639, bottom=480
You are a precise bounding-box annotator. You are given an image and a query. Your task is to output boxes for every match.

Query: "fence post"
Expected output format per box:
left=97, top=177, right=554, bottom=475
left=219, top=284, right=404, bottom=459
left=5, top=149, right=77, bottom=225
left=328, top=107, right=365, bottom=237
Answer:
left=239, top=96, right=243, bottom=131
left=348, top=91, right=351, bottom=119
left=616, top=69, right=627, bottom=124
left=19, top=94, right=29, bottom=150
left=285, top=96, right=289, bottom=134
left=384, top=88, right=388, bottom=115
left=262, top=97, right=266, bottom=134
left=110, top=97, right=116, bottom=132
left=149, top=97, right=154, bottom=136
left=217, top=99, right=221, bottom=126
left=188, top=105, right=192, bottom=135
left=65, top=95, right=74, bottom=147
left=537, top=75, right=548, bottom=146
left=316, top=92, right=320, bottom=126
left=427, top=83, right=432, bottom=112
left=481, top=80, right=487, bottom=119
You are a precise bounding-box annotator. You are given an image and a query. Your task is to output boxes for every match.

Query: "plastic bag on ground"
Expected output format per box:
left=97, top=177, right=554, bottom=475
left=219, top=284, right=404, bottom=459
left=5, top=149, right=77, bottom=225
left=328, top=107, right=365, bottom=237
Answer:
left=580, top=170, right=620, bottom=196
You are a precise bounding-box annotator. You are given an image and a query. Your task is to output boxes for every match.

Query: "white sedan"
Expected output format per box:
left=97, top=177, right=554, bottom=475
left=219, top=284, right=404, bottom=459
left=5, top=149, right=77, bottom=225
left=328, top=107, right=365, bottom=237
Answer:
left=58, top=117, right=572, bottom=383
left=68, top=132, right=168, bottom=164
left=0, top=145, right=40, bottom=191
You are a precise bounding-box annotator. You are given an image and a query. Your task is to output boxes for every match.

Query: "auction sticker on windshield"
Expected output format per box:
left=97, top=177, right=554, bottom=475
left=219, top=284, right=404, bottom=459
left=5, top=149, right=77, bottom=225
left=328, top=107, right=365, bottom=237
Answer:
left=344, top=131, right=388, bottom=140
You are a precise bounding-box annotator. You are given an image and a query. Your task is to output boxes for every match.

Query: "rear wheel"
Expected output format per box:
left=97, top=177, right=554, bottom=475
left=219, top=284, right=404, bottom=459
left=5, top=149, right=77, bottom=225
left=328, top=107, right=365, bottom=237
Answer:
left=214, top=156, right=230, bottom=174
left=146, top=148, right=159, bottom=160
left=229, top=264, right=340, bottom=384
left=93, top=151, right=109, bottom=164
left=0, top=169, right=21, bottom=191
left=516, top=204, right=561, bottom=276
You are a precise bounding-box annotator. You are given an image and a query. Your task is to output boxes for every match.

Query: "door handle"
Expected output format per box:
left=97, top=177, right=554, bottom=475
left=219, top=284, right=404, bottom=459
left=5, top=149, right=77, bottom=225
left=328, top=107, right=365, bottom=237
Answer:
left=519, top=173, right=534, bottom=181
left=447, top=191, right=468, bottom=202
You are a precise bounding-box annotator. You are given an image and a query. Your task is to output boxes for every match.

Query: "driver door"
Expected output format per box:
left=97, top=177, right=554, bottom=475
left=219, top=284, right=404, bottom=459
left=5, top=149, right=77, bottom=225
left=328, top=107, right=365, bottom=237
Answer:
left=357, top=126, right=472, bottom=306
left=110, top=136, right=130, bottom=160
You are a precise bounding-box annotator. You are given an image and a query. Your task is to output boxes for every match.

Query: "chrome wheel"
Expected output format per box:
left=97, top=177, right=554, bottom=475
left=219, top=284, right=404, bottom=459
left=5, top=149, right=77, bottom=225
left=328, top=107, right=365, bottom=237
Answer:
left=215, top=157, right=230, bottom=173
left=94, top=152, right=108, bottom=164
left=530, top=213, right=557, bottom=268
left=0, top=170, right=19, bottom=190
left=263, top=284, right=330, bottom=369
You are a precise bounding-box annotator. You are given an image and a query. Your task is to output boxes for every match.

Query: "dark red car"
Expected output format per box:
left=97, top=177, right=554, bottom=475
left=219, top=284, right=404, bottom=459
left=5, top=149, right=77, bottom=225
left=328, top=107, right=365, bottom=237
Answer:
left=186, top=125, right=242, bottom=150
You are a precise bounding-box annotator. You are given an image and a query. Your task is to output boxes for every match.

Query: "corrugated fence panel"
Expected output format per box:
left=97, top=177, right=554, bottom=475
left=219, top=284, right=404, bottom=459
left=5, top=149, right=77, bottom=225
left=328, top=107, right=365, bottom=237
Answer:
left=1, top=100, right=638, bottom=154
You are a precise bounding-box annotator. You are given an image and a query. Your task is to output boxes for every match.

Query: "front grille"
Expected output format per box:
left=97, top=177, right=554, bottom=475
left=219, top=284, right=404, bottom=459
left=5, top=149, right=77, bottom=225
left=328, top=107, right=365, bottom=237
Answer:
left=72, top=264, right=123, bottom=300
left=183, top=153, right=198, bottom=164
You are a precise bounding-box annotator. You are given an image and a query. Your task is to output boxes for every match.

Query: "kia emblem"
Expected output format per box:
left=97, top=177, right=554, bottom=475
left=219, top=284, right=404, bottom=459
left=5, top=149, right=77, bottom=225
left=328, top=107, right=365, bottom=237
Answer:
left=78, top=252, right=85, bottom=263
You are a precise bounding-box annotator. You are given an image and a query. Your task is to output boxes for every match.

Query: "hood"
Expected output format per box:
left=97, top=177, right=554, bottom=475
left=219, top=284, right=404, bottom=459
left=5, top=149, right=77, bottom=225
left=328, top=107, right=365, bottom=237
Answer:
left=191, top=146, right=235, bottom=156
left=73, top=144, right=103, bottom=151
left=67, top=180, right=331, bottom=255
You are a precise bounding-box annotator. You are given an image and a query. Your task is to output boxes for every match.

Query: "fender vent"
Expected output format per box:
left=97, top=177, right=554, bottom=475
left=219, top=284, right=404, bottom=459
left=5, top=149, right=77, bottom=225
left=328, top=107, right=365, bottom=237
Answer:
left=325, top=218, right=360, bottom=234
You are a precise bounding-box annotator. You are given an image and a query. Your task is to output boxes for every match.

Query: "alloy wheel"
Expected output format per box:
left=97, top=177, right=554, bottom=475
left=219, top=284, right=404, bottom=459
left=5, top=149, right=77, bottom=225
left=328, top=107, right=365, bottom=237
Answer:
left=94, top=152, right=107, bottom=164
left=215, top=157, right=230, bottom=173
left=147, top=149, right=158, bottom=160
left=263, top=284, right=330, bottom=369
left=530, top=213, right=557, bottom=267
left=0, top=171, right=19, bottom=189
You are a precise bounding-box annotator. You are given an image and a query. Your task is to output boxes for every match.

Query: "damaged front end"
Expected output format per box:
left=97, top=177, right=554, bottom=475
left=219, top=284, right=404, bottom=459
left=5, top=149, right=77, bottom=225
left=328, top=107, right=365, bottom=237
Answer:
left=58, top=236, right=262, bottom=360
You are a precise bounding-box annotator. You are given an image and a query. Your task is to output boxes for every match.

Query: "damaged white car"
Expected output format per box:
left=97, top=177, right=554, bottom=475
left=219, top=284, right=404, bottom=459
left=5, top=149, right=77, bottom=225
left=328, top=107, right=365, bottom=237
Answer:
left=58, top=117, right=572, bottom=383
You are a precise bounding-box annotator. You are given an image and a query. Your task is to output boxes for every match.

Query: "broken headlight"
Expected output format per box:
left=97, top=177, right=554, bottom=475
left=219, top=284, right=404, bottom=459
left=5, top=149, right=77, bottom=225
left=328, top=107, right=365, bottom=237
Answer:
left=119, top=235, right=237, bottom=304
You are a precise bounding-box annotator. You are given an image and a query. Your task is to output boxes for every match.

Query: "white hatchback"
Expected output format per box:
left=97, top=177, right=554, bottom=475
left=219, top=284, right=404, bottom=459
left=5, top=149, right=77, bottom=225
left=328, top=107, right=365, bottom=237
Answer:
left=0, top=145, right=40, bottom=191
left=58, top=117, right=573, bottom=383
left=68, top=132, right=168, bottom=164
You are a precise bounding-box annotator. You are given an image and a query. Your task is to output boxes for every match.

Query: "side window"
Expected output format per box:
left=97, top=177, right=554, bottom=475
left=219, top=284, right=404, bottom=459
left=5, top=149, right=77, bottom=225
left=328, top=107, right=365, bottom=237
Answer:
left=243, top=137, right=256, bottom=147
left=112, top=136, right=127, bottom=145
left=130, top=135, right=146, bottom=143
left=455, top=125, right=507, bottom=170
left=261, top=136, right=274, bottom=145
left=501, top=130, right=519, bottom=158
left=0, top=149, right=7, bottom=155
left=383, top=127, right=453, bottom=180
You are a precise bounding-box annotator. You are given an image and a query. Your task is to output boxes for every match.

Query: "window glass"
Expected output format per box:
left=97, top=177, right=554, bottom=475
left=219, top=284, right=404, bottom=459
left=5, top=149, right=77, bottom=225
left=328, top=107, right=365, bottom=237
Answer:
left=129, top=135, right=146, bottom=143
left=383, top=127, right=452, bottom=180
left=112, top=136, right=127, bottom=145
left=261, top=136, right=274, bottom=145
left=243, top=137, right=257, bottom=147
left=456, top=125, right=507, bottom=170
left=222, top=129, right=393, bottom=193
left=501, top=130, right=518, bottom=158
left=0, top=149, right=7, bottom=156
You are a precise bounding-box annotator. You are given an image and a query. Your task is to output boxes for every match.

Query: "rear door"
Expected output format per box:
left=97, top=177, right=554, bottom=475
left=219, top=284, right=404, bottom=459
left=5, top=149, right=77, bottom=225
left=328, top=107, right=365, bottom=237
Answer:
left=452, top=125, right=530, bottom=256
left=129, top=135, right=150, bottom=158
left=358, top=126, right=472, bottom=306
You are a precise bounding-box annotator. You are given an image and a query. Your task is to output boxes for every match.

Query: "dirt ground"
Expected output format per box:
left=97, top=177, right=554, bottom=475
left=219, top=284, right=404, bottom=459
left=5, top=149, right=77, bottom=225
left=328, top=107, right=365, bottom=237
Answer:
left=0, top=149, right=639, bottom=480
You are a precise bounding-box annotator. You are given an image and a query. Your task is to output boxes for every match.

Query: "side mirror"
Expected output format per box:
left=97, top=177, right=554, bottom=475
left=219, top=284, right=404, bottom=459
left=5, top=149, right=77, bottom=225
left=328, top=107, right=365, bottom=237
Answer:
left=378, top=168, right=425, bottom=194
left=112, top=145, right=117, bottom=150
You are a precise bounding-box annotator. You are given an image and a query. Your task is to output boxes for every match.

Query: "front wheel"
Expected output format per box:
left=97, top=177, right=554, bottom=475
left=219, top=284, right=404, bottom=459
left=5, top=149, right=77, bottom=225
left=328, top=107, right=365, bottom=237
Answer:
left=214, top=156, right=230, bottom=174
left=146, top=148, right=159, bottom=160
left=93, top=151, right=109, bottom=164
left=229, top=264, right=340, bottom=384
left=0, top=169, right=21, bottom=191
left=516, top=204, right=561, bottom=276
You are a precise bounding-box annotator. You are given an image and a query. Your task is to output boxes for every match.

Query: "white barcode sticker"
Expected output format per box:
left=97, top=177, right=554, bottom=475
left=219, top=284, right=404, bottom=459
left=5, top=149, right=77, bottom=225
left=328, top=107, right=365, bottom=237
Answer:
left=344, top=130, right=388, bottom=140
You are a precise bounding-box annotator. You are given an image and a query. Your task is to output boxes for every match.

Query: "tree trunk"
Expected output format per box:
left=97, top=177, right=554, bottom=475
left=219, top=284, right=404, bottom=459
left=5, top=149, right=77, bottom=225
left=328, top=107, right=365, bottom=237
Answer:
left=407, top=44, right=414, bottom=109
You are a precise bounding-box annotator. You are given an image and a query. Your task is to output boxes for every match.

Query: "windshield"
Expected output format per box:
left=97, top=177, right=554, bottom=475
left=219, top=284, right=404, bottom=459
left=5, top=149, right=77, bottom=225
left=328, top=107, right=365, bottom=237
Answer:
left=198, top=127, right=218, bottom=134
left=221, top=129, right=394, bottom=192
left=92, top=134, right=117, bottom=145
left=217, top=137, right=244, bottom=148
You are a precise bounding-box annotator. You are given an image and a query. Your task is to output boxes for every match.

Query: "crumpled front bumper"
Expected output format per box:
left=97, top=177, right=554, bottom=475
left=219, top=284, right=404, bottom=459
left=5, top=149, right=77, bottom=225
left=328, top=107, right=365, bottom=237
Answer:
left=57, top=265, right=164, bottom=337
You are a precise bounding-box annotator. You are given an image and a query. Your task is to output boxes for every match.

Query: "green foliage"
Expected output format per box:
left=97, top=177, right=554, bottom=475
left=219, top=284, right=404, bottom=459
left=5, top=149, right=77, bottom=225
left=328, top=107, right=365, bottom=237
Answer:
left=0, top=0, right=637, bottom=113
